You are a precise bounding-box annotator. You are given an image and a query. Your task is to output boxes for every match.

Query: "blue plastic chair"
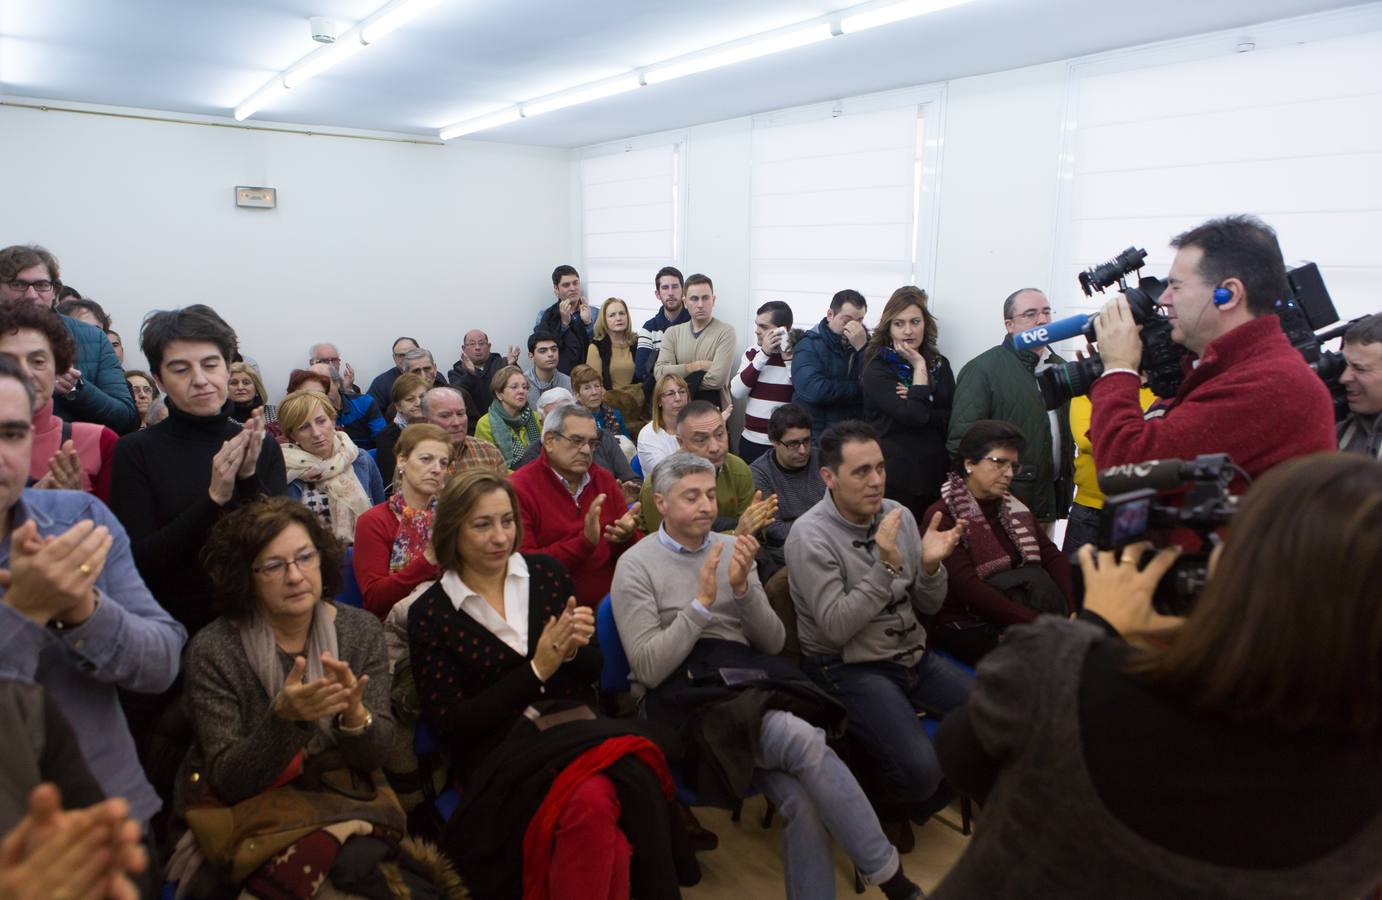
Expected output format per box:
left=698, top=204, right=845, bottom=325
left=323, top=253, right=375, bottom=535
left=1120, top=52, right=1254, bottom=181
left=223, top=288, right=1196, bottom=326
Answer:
left=918, top=648, right=976, bottom=835
left=414, top=718, right=462, bottom=825
left=337, top=547, right=365, bottom=608
left=630, top=455, right=643, bottom=478
left=596, top=595, right=631, bottom=694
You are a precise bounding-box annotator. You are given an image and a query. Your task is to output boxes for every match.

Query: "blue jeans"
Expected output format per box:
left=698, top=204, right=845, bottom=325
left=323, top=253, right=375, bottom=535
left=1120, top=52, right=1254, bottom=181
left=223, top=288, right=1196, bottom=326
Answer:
left=1063, top=502, right=1102, bottom=561
left=753, top=710, right=899, bottom=900
left=803, top=652, right=974, bottom=810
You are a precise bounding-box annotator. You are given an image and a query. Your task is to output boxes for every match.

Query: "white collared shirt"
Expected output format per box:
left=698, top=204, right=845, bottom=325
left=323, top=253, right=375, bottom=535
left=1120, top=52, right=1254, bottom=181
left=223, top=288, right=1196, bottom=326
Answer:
left=441, top=554, right=531, bottom=656
left=545, top=456, right=593, bottom=505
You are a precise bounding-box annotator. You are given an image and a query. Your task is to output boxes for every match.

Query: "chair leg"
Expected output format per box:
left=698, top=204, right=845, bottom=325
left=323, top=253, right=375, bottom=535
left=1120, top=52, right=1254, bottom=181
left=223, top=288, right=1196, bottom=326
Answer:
left=960, top=794, right=973, bottom=836
left=761, top=801, right=775, bottom=829
left=853, top=865, right=865, bottom=894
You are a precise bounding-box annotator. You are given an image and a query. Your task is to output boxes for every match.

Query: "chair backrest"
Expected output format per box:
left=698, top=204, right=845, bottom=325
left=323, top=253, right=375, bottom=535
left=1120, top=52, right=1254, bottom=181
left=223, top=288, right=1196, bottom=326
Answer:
left=337, top=546, right=365, bottom=608
left=596, top=595, right=631, bottom=694
left=763, top=567, right=801, bottom=661
left=629, top=454, right=643, bottom=478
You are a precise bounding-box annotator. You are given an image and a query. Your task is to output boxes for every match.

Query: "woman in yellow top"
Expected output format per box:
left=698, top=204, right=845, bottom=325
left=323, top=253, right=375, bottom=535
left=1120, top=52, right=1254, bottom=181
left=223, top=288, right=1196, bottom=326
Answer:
left=584, top=298, right=647, bottom=432
left=1064, top=386, right=1157, bottom=557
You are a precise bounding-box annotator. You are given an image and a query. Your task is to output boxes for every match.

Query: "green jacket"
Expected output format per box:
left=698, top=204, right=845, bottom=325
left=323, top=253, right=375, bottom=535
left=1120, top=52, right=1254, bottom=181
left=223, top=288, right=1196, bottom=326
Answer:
left=638, top=451, right=757, bottom=534
left=946, top=338, right=1074, bottom=521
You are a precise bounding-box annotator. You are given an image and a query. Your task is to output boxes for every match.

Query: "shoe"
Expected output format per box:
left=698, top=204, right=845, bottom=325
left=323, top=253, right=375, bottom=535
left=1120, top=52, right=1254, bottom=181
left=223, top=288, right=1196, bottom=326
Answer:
left=880, top=818, right=915, bottom=854
left=879, top=867, right=925, bottom=900
left=679, top=802, right=719, bottom=852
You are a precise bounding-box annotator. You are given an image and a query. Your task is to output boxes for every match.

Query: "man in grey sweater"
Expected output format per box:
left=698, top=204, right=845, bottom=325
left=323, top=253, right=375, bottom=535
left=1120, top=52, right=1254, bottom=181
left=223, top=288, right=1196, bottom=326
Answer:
left=749, top=403, right=826, bottom=576
left=786, top=421, right=974, bottom=823
left=612, top=451, right=924, bottom=900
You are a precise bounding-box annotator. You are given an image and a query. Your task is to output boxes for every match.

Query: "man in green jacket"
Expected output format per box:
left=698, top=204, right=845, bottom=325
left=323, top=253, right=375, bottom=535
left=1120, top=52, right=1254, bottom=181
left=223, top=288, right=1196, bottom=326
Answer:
left=947, top=288, right=1073, bottom=524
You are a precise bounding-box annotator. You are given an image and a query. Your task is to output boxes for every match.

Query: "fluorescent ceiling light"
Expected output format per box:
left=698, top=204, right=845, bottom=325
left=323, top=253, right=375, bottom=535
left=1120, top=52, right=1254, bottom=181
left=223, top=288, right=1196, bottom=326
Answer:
left=283, top=33, right=365, bottom=88
left=362, top=0, right=446, bottom=44
left=439, top=107, right=522, bottom=140
left=643, top=24, right=833, bottom=85
left=522, top=76, right=643, bottom=118
left=839, top=0, right=977, bottom=34
left=234, top=78, right=288, bottom=121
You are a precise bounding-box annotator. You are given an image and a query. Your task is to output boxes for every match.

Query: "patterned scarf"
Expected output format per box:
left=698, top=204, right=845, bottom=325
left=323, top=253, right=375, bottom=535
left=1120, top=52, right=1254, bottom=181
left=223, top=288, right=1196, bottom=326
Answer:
left=282, top=431, right=373, bottom=543
left=940, top=471, right=1042, bottom=579
left=388, top=490, right=436, bottom=572
left=488, top=398, right=542, bottom=469
left=878, top=346, right=914, bottom=387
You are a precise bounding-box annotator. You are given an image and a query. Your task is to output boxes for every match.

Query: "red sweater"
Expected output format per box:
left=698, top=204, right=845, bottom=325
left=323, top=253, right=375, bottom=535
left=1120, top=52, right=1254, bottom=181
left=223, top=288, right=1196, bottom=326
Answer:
left=353, top=501, right=441, bottom=619
left=511, top=453, right=640, bottom=607
left=1089, top=316, right=1336, bottom=488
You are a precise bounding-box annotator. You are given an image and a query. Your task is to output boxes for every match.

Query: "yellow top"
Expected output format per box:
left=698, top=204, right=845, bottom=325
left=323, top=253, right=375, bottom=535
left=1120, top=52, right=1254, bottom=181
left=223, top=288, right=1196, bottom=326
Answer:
left=586, top=341, right=636, bottom=388
left=1070, top=388, right=1157, bottom=509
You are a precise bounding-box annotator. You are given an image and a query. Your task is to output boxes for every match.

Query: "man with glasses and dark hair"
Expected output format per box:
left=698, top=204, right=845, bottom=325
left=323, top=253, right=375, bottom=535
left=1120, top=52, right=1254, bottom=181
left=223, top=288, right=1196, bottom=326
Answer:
left=948, top=288, right=1074, bottom=526
left=509, top=403, right=641, bottom=607
left=0, top=244, right=137, bottom=434
left=365, top=336, right=447, bottom=411
left=448, top=329, right=520, bottom=413
left=749, top=404, right=825, bottom=576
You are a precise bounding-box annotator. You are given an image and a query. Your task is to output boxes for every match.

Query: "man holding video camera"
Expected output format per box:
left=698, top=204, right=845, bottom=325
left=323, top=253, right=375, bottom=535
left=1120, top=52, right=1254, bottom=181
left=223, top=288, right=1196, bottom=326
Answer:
left=1089, top=215, right=1335, bottom=486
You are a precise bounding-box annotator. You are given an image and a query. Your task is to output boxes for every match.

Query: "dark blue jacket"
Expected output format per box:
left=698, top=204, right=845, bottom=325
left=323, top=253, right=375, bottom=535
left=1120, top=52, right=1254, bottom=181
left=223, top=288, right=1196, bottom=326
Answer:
left=337, top=393, right=386, bottom=451
left=55, top=316, right=137, bottom=434
left=791, top=319, right=866, bottom=438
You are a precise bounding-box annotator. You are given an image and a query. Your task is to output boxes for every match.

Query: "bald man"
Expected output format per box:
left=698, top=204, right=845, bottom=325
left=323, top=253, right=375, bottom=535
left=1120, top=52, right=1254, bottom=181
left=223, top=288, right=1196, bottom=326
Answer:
left=448, top=329, right=520, bottom=413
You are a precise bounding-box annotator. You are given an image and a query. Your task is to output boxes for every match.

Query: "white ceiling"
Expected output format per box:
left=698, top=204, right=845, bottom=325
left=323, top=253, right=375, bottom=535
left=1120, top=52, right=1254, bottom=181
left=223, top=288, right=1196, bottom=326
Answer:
left=0, top=0, right=1367, bottom=148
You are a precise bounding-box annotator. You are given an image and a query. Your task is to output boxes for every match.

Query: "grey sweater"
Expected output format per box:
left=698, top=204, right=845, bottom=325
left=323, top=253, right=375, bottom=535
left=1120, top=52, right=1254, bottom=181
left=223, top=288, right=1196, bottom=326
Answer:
left=611, top=530, right=785, bottom=697
left=749, top=447, right=827, bottom=548
left=180, top=605, right=395, bottom=805
left=785, top=493, right=946, bottom=666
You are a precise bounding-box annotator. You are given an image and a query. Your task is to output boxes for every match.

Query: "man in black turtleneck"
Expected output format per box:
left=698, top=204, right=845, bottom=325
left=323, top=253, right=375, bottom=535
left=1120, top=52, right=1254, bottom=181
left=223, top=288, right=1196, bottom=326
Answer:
left=108, top=306, right=287, bottom=636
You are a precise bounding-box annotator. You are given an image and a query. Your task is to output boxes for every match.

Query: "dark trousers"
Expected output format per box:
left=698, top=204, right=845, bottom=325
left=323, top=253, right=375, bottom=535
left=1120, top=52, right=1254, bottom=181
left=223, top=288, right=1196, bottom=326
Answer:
left=929, top=622, right=1002, bottom=668
left=737, top=439, right=771, bottom=465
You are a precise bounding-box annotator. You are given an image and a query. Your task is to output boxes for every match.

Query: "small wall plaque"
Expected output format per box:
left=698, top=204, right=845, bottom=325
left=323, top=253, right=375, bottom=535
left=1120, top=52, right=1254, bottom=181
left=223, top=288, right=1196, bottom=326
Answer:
left=235, top=186, right=277, bottom=209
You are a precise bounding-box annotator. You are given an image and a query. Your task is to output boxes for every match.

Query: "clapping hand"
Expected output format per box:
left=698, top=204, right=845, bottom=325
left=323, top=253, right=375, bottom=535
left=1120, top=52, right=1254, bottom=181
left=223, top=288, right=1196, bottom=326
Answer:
left=320, top=652, right=371, bottom=729
left=274, top=656, right=351, bottom=722
left=34, top=440, right=83, bottom=491
left=1077, top=542, right=1185, bottom=637
left=208, top=430, right=250, bottom=505
left=52, top=367, right=82, bottom=397
left=505, top=345, right=522, bottom=365
left=727, top=534, right=758, bottom=597
left=532, top=597, right=594, bottom=680
left=0, top=519, right=110, bottom=626
left=341, top=363, right=356, bottom=393
left=734, top=491, right=778, bottom=536
left=695, top=543, right=725, bottom=609
left=603, top=501, right=640, bottom=544
left=0, top=784, right=147, bottom=900
left=583, top=494, right=608, bottom=546
left=875, top=507, right=905, bottom=571
left=920, top=511, right=965, bottom=574
left=237, top=408, right=266, bottom=479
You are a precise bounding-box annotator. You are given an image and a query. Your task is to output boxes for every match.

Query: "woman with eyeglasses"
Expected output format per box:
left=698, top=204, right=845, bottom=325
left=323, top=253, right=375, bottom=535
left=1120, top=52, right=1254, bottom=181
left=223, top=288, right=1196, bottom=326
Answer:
left=475, top=365, right=542, bottom=471
left=637, top=373, right=688, bottom=477
left=125, top=369, right=159, bottom=429
left=279, top=389, right=385, bottom=545
left=861, top=286, right=957, bottom=522
left=921, top=420, right=1072, bottom=666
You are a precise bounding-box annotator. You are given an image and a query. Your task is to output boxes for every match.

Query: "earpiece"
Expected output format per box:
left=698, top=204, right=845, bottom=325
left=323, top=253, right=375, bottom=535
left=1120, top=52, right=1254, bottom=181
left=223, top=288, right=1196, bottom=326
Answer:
left=1212, top=287, right=1232, bottom=306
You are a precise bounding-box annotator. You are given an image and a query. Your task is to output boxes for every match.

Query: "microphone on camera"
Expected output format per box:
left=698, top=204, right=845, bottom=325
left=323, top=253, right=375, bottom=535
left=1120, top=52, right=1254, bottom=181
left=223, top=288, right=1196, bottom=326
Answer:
left=1097, top=458, right=1194, bottom=495
left=1013, top=313, right=1095, bottom=350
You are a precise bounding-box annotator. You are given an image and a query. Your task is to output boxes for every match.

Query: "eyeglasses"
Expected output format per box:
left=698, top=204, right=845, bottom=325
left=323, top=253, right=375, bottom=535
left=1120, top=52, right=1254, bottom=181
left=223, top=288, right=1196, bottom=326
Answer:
left=4, top=279, right=55, bottom=294
left=311, top=356, right=341, bottom=367
left=463, top=339, right=490, bottom=348
left=252, top=548, right=322, bottom=579
left=553, top=433, right=600, bottom=451
left=129, top=385, right=155, bottom=397
left=1008, top=308, right=1053, bottom=323
left=979, top=456, right=1021, bottom=473
left=659, top=388, right=689, bottom=401
left=775, top=438, right=811, bottom=451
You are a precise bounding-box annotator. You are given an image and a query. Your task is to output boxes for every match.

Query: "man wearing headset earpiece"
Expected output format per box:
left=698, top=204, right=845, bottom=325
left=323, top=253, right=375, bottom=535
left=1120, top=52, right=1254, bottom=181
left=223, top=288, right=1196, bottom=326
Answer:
left=1087, top=214, right=1335, bottom=488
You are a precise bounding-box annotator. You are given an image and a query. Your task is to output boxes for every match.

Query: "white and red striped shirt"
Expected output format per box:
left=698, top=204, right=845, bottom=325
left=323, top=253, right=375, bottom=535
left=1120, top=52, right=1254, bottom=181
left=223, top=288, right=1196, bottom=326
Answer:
left=730, top=346, right=794, bottom=447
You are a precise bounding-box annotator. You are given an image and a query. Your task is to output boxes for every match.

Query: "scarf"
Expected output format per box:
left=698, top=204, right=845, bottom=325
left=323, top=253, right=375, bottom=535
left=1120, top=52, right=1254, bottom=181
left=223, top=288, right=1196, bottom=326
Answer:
left=941, top=471, right=1042, bottom=579
left=282, top=431, right=373, bottom=543
left=878, top=346, right=914, bottom=387
left=488, top=398, right=542, bottom=469
left=388, top=491, right=436, bottom=572
left=237, top=602, right=341, bottom=753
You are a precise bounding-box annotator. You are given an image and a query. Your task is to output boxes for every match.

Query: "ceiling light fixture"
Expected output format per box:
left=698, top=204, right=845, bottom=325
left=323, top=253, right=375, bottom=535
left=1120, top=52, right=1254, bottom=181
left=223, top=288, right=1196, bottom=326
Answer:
left=362, top=0, right=447, bottom=44
left=282, top=33, right=366, bottom=88
left=439, top=107, right=523, bottom=140
left=522, top=76, right=643, bottom=118
left=643, top=24, right=833, bottom=85
left=234, top=79, right=289, bottom=122
left=839, top=0, right=977, bottom=34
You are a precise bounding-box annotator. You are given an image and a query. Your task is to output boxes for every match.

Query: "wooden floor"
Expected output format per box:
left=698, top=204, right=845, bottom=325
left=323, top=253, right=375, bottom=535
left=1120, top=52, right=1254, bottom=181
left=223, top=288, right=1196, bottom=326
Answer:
left=681, top=798, right=971, bottom=898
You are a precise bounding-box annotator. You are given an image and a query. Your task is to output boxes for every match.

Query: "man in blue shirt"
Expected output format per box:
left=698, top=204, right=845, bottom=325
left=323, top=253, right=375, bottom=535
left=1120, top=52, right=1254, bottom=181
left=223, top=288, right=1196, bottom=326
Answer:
left=0, top=353, right=185, bottom=829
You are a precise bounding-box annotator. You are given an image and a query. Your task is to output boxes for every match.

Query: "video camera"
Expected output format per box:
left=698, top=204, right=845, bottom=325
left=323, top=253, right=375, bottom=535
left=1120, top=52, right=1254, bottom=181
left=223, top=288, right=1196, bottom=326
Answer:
left=1096, top=453, right=1242, bottom=615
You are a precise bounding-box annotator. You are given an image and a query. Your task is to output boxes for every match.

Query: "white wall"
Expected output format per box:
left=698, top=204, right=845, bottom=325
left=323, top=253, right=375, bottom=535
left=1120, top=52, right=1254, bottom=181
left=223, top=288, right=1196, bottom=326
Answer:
left=2, top=104, right=573, bottom=395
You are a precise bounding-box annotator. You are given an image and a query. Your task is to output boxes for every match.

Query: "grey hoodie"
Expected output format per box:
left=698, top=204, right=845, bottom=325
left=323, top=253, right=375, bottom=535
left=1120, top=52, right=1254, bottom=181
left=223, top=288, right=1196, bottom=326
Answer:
left=785, top=492, right=946, bottom=666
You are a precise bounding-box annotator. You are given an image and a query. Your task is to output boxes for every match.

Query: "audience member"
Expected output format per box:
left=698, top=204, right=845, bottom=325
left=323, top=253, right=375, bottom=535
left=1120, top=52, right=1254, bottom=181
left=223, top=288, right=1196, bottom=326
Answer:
left=110, top=305, right=287, bottom=636
left=638, top=373, right=688, bottom=478
left=400, top=347, right=441, bottom=391
left=421, top=385, right=506, bottom=477
left=637, top=400, right=773, bottom=536
left=861, top=287, right=956, bottom=520
left=285, top=366, right=331, bottom=396
left=307, top=340, right=357, bottom=395
left=1338, top=313, right=1382, bottom=458
left=731, top=300, right=796, bottom=464
left=787, top=421, right=971, bottom=824
left=106, top=328, right=124, bottom=365
left=534, top=264, right=592, bottom=373
left=0, top=245, right=137, bottom=434
left=279, top=389, right=385, bottom=543
left=749, top=404, right=825, bottom=576
left=477, top=365, right=544, bottom=469
left=0, top=302, right=116, bottom=498
left=653, top=274, right=737, bottom=408
left=366, top=335, right=445, bottom=412
left=124, top=369, right=157, bottom=429
left=518, top=388, right=640, bottom=496
left=0, top=782, right=148, bottom=899
left=449, top=328, right=519, bottom=414
left=511, top=404, right=641, bottom=606
left=373, top=371, right=428, bottom=487
left=947, top=288, right=1073, bottom=525
left=924, top=421, right=1072, bottom=666
left=612, top=451, right=926, bottom=900
left=0, top=351, right=185, bottom=831
left=571, top=363, right=631, bottom=438
left=1090, top=215, right=1336, bottom=488
left=585, top=296, right=644, bottom=427
left=932, top=452, right=1382, bottom=899
left=635, top=266, right=689, bottom=383
left=792, top=289, right=869, bottom=440
left=56, top=296, right=112, bottom=331
left=524, top=330, right=573, bottom=405
left=177, top=498, right=409, bottom=898
left=1063, top=386, right=1156, bottom=558
left=408, top=471, right=692, bottom=899
left=352, top=424, right=450, bottom=619
left=226, top=361, right=272, bottom=424
left=307, top=361, right=386, bottom=451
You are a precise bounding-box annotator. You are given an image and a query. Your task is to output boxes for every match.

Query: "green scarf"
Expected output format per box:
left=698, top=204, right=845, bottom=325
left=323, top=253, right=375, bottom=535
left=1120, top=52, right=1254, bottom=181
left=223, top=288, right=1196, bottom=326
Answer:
left=488, top=398, right=541, bottom=468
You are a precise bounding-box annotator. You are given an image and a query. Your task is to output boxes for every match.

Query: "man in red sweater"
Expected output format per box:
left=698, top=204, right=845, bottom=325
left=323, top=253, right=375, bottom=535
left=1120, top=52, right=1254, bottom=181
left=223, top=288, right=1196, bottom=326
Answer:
left=1089, top=215, right=1335, bottom=488
left=511, top=403, right=642, bottom=606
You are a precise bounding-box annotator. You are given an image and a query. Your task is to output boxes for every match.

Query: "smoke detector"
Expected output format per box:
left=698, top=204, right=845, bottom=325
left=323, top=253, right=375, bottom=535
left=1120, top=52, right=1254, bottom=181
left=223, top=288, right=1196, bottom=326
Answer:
left=309, top=17, right=338, bottom=44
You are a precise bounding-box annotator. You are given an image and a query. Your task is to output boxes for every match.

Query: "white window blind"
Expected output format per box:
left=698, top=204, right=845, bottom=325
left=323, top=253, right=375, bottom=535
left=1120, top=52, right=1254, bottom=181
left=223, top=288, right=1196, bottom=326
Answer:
left=750, top=104, right=928, bottom=330
left=1054, top=16, right=1382, bottom=327
left=580, top=144, right=679, bottom=328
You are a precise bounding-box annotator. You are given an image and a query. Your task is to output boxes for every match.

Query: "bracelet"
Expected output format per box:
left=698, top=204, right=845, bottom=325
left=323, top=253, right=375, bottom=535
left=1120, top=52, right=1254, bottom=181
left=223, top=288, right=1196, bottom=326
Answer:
left=336, top=709, right=373, bottom=735
left=880, top=560, right=902, bottom=579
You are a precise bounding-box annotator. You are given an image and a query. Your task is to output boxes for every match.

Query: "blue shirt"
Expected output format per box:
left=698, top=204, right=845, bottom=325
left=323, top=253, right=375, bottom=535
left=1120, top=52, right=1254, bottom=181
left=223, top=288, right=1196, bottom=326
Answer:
left=0, top=490, right=186, bottom=825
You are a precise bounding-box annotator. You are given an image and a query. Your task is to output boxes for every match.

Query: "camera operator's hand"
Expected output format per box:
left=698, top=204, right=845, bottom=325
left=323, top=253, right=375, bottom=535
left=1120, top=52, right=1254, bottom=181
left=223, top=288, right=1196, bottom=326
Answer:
left=1077, top=541, right=1186, bottom=637
left=1094, top=296, right=1144, bottom=372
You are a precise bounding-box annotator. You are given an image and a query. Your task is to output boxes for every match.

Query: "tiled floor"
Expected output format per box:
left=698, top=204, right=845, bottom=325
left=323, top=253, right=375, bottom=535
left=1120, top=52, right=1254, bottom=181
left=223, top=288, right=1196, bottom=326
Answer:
left=681, top=798, right=971, bottom=898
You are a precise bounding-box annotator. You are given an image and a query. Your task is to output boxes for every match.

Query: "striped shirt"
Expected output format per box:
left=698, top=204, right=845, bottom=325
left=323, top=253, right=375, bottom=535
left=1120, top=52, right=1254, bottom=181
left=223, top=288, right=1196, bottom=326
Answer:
left=730, top=346, right=794, bottom=447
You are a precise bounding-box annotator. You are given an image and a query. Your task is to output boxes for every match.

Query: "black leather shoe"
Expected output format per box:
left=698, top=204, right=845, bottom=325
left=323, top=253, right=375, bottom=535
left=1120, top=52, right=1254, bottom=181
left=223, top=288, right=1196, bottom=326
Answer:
left=679, top=802, right=719, bottom=852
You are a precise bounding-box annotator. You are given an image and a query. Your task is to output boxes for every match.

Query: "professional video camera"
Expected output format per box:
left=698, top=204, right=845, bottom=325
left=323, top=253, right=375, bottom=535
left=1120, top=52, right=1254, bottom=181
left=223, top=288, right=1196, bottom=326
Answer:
left=1095, top=453, right=1243, bottom=616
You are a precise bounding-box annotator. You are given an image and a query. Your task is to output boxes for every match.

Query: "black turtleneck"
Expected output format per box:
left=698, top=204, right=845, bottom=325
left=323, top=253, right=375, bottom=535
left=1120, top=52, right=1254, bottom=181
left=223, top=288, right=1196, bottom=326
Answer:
left=109, top=399, right=287, bottom=635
